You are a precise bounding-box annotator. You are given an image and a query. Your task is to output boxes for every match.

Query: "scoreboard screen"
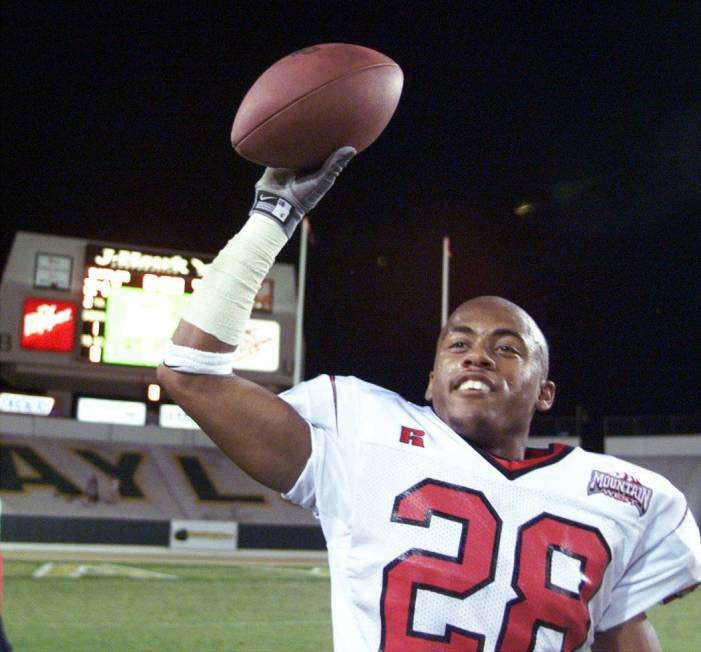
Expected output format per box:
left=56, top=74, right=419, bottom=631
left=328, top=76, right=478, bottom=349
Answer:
left=80, top=244, right=211, bottom=366
left=79, top=244, right=277, bottom=371
left=102, top=285, right=189, bottom=366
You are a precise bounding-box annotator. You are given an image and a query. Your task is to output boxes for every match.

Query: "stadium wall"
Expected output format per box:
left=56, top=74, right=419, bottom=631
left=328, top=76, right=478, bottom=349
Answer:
left=0, top=515, right=326, bottom=550
left=0, top=414, right=318, bottom=528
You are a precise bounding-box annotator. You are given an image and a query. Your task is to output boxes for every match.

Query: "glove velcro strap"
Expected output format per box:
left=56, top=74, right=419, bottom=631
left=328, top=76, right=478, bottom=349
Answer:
left=249, top=190, right=304, bottom=238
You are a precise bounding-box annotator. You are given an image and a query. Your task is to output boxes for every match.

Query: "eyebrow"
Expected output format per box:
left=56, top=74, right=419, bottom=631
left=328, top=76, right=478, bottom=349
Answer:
left=446, top=325, right=527, bottom=344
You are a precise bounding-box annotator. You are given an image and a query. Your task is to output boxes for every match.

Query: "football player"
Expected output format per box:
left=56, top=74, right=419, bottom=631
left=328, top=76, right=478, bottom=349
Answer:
left=159, top=148, right=701, bottom=651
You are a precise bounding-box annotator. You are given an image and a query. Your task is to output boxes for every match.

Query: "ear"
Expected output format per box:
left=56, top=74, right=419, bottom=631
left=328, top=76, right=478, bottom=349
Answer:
left=425, top=371, right=435, bottom=402
left=535, top=380, right=556, bottom=412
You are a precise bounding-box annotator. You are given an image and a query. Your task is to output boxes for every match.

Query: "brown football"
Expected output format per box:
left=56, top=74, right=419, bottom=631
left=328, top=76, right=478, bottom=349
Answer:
left=231, top=43, right=403, bottom=169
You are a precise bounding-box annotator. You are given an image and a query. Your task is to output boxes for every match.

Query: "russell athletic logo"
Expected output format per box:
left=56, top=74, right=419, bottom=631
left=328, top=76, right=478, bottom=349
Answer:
left=588, top=470, right=653, bottom=515
left=399, top=426, right=426, bottom=447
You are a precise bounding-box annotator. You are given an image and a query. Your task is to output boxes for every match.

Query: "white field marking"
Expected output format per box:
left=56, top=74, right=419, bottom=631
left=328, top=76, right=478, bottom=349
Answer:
left=21, top=619, right=331, bottom=628
left=257, top=564, right=330, bottom=577
left=31, top=562, right=178, bottom=579
left=309, top=565, right=329, bottom=577
left=32, top=562, right=54, bottom=577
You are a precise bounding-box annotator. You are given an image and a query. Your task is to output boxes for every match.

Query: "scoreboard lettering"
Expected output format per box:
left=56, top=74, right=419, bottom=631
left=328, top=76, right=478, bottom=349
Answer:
left=92, top=246, right=198, bottom=277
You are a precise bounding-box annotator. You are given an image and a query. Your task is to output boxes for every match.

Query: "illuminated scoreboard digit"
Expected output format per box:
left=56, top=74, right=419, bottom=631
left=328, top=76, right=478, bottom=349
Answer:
left=80, top=245, right=276, bottom=370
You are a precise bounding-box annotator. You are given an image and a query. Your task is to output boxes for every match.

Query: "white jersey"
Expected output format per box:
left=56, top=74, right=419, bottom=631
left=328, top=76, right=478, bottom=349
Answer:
left=282, top=375, right=701, bottom=652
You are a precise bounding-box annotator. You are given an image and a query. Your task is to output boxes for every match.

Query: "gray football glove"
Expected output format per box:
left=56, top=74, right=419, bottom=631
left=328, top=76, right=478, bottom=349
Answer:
left=249, top=146, right=356, bottom=237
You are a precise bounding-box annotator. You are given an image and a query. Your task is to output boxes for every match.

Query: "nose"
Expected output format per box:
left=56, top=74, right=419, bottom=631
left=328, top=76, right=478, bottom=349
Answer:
left=461, top=343, right=495, bottom=369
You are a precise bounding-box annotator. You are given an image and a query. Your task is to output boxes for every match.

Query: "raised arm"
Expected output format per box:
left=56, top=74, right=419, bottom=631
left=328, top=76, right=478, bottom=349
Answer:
left=157, top=147, right=355, bottom=493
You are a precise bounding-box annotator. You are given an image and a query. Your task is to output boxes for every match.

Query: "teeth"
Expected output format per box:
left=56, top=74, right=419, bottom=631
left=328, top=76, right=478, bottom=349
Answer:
left=459, top=380, right=489, bottom=392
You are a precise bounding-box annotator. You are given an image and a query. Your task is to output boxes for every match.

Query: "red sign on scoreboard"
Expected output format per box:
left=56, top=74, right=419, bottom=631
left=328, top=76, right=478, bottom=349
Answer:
left=21, top=298, right=77, bottom=352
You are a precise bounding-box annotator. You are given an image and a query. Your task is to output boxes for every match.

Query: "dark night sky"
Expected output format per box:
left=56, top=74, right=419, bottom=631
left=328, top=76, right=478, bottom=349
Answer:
left=2, top=2, right=700, bottom=421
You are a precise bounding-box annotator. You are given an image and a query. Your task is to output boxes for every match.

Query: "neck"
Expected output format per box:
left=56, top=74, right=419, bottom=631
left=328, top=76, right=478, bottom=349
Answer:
left=434, top=404, right=533, bottom=461
left=451, top=416, right=530, bottom=460
left=463, top=431, right=528, bottom=460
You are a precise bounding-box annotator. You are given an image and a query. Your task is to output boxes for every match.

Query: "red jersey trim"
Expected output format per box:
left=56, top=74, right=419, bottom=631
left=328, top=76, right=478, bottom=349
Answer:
left=472, top=443, right=575, bottom=480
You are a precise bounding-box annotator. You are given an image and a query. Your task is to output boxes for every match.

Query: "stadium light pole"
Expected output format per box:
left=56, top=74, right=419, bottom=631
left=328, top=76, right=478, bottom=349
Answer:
left=292, top=219, right=310, bottom=386
left=441, top=236, right=451, bottom=327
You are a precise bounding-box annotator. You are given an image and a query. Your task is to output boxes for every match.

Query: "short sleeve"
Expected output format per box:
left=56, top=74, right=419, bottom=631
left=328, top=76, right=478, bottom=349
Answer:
left=278, top=375, right=338, bottom=511
left=598, top=502, right=701, bottom=630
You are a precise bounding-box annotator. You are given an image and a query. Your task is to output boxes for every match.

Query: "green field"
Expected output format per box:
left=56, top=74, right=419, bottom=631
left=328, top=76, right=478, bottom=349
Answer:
left=3, top=559, right=700, bottom=651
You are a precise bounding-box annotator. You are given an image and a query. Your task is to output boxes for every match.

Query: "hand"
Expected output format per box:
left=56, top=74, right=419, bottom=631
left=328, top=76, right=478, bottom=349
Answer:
left=249, top=146, right=356, bottom=237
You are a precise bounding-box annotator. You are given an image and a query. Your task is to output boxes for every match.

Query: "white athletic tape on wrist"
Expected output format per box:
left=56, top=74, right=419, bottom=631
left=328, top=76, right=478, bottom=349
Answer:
left=182, top=213, right=288, bottom=345
left=162, top=342, right=236, bottom=375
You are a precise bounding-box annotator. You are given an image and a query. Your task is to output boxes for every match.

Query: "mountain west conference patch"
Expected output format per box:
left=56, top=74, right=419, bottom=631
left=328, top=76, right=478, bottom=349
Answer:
left=587, top=470, right=653, bottom=516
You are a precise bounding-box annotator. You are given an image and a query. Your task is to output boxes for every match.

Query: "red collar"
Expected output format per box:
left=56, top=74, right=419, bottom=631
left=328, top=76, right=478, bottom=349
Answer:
left=484, top=442, right=569, bottom=471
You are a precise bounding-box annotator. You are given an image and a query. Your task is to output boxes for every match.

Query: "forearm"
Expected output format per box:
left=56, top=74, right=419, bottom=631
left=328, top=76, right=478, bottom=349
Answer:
left=171, top=320, right=235, bottom=352
left=179, top=213, right=287, bottom=348
left=169, top=146, right=355, bottom=356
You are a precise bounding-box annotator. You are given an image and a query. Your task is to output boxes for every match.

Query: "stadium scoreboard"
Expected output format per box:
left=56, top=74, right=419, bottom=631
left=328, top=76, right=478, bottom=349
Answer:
left=0, top=232, right=298, bottom=403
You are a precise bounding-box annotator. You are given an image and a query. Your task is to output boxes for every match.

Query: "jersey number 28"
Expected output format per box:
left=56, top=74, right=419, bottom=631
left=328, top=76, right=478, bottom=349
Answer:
left=379, top=479, right=611, bottom=651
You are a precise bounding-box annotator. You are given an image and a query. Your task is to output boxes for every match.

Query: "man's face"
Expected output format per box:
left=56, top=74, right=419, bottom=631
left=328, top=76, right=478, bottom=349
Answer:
left=425, top=297, right=555, bottom=446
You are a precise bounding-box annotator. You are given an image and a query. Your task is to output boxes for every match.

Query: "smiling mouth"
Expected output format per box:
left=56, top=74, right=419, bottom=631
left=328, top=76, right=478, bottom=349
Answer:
left=457, top=379, right=491, bottom=393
